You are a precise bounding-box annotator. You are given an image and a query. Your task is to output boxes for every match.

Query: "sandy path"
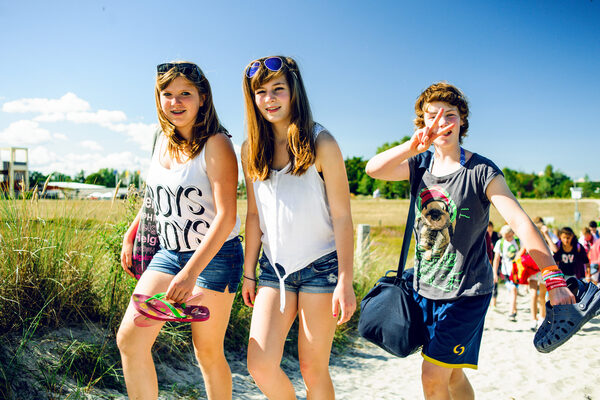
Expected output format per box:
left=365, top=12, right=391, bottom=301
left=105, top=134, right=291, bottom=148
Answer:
left=227, top=285, right=600, bottom=400
left=324, top=288, right=599, bottom=400
left=21, top=284, right=597, bottom=399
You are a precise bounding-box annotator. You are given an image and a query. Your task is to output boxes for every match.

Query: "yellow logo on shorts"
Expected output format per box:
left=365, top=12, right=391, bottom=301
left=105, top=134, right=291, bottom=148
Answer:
left=453, top=345, right=465, bottom=355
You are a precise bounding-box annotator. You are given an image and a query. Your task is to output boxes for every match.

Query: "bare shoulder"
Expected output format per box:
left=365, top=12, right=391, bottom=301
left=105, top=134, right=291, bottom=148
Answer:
left=206, top=132, right=235, bottom=155
left=315, top=129, right=341, bottom=157
left=315, top=129, right=343, bottom=172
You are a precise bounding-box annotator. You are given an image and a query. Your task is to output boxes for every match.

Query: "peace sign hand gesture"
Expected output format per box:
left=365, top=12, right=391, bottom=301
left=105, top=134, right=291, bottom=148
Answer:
left=409, top=108, right=456, bottom=153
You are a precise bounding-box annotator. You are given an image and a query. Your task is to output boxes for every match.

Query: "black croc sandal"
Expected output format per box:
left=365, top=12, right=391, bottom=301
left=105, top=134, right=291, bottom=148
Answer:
left=534, top=278, right=600, bottom=353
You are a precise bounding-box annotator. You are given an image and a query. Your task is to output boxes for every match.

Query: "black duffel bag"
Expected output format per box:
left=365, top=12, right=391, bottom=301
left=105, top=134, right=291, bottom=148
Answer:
left=358, top=267, right=425, bottom=357
left=358, top=164, right=427, bottom=357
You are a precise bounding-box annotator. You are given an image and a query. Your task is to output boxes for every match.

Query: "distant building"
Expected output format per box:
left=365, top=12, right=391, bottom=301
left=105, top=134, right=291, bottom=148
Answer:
left=45, top=181, right=129, bottom=199
left=0, top=147, right=29, bottom=197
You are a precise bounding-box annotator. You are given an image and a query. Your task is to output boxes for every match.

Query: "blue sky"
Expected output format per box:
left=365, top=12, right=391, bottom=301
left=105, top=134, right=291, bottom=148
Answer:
left=1, top=0, right=599, bottom=181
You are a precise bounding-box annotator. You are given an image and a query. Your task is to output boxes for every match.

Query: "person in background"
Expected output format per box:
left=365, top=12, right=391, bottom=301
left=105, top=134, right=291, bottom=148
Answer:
left=533, top=216, right=558, bottom=252
left=589, top=220, right=600, bottom=240
left=487, top=221, right=500, bottom=246
left=554, top=227, right=590, bottom=281
left=493, top=225, right=521, bottom=321
left=587, top=238, right=600, bottom=285
left=579, top=227, right=596, bottom=254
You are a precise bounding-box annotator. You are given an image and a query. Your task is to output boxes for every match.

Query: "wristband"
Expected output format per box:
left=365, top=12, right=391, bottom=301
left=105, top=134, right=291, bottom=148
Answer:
left=541, top=265, right=560, bottom=274
left=541, top=265, right=561, bottom=280
left=545, top=278, right=567, bottom=291
left=243, top=275, right=257, bottom=282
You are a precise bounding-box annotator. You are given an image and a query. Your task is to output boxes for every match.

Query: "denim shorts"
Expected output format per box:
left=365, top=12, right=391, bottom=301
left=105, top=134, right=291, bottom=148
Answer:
left=146, top=237, right=243, bottom=293
left=258, top=251, right=339, bottom=293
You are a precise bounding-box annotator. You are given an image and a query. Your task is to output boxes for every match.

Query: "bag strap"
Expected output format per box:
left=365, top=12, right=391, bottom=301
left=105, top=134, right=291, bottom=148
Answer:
left=394, top=160, right=427, bottom=281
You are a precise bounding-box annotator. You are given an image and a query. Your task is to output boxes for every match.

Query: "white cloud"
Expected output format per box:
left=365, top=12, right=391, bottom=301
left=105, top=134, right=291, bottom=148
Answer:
left=0, top=120, right=52, bottom=145
left=34, top=112, right=66, bottom=122
left=54, top=133, right=68, bottom=140
left=80, top=140, right=103, bottom=151
left=107, top=122, right=158, bottom=152
left=2, top=93, right=156, bottom=152
left=29, top=145, right=59, bottom=166
left=30, top=151, right=151, bottom=176
left=67, top=109, right=127, bottom=125
left=3, top=92, right=90, bottom=114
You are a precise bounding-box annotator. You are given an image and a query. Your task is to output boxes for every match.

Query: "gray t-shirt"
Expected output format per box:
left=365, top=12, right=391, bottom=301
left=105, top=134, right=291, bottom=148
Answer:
left=408, top=151, right=502, bottom=300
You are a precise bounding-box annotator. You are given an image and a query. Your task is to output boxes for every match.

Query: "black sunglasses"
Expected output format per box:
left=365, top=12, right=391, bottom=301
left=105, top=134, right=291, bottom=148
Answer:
left=157, top=63, right=203, bottom=81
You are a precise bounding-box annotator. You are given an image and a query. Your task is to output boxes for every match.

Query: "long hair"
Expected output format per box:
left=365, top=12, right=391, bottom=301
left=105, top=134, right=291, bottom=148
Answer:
left=558, top=227, right=578, bottom=247
left=242, top=56, right=314, bottom=180
left=414, top=82, right=470, bottom=144
left=155, top=61, right=228, bottom=160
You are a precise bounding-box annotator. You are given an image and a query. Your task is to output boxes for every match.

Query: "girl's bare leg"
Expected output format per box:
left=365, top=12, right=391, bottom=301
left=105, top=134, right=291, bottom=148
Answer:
left=247, top=287, right=298, bottom=400
left=297, top=292, right=337, bottom=400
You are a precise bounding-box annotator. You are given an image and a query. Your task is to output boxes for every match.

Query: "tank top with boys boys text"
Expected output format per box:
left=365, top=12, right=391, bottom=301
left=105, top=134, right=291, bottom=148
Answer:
left=146, top=133, right=240, bottom=252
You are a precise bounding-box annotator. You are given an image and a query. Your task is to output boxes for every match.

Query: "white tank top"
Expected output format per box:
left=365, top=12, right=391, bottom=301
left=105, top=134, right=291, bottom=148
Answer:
left=253, top=124, right=336, bottom=311
left=146, top=133, right=240, bottom=252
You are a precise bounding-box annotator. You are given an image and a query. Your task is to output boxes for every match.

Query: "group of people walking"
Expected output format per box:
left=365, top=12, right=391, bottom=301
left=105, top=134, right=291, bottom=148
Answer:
left=116, top=58, right=575, bottom=400
left=490, top=217, right=598, bottom=330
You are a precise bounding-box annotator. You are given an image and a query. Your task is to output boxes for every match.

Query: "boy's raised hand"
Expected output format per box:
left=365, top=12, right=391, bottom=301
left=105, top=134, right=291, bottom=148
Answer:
left=410, top=108, right=455, bottom=152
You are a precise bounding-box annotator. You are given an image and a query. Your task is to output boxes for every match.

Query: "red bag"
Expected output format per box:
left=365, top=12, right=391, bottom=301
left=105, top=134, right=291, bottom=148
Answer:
left=510, top=253, right=540, bottom=284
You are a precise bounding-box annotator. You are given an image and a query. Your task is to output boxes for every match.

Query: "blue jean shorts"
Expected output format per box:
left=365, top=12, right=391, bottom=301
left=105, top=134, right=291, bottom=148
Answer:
left=413, top=290, right=492, bottom=370
left=258, top=251, right=339, bottom=293
left=146, top=237, right=243, bottom=293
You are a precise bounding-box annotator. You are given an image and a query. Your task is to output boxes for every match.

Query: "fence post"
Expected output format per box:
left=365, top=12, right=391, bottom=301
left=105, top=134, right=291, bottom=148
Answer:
left=356, top=224, right=371, bottom=267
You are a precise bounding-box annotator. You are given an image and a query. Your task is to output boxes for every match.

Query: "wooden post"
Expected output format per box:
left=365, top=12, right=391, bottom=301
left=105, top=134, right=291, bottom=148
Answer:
left=356, top=224, right=371, bottom=267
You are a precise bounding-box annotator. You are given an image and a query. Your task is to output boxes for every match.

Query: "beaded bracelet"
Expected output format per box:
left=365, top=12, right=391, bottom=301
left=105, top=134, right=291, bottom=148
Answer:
left=243, top=275, right=258, bottom=282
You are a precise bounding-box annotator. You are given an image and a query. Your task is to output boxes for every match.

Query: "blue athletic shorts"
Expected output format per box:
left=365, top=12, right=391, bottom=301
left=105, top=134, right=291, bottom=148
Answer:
left=146, top=237, right=243, bottom=293
left=258, top=251, right=339, bottom=293
left=413, top=290, right=492, bottom=369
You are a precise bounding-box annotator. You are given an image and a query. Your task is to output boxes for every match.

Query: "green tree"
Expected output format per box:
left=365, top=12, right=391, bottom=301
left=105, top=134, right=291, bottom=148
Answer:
left=533, top=165, right=573, bottom=198
left=73, top=170, right=86, bottom=183
left=502, top=168, right=537, bottom=198
left=581, top=175, right=600, bottom=199
left=370, top=136, right=412, bottom=199
left=357, top=173, right=374, bottom=195
left=29, top=171, right=48, bottom=188
left=85, top=168, right=116, bottom=187
left=51, top=172, right=73, bottom=182
left=344, top=156, right=368, bottom=194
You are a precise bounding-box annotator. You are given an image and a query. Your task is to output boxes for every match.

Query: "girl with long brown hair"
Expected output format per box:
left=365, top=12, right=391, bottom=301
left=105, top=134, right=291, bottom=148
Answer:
left=240, top=56, right=356, bottom=399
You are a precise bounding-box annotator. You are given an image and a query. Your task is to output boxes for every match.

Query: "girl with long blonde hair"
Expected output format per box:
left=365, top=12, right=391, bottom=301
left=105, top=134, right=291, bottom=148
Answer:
left=118, top=61, right=242, bottom=399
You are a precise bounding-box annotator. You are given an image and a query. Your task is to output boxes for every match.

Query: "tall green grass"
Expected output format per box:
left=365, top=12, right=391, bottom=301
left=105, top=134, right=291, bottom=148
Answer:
left=0, top=188, right=134, bottom=397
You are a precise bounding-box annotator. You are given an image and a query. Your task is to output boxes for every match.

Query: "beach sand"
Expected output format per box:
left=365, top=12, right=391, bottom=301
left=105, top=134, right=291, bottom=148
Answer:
left=322, top=284, right=600, bottom=400
left=228, top=283, right=600, bottom=400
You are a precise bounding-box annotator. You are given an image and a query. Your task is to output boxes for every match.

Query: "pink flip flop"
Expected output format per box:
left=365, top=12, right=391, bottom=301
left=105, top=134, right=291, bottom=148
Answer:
left=132, top=292, right=209, bottom=327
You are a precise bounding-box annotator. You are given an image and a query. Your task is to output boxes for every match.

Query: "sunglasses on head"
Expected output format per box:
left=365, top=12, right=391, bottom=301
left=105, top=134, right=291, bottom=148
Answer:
left=157, top=62, right=203, bottom=81
left=245, top=56, right=284, bottom=78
